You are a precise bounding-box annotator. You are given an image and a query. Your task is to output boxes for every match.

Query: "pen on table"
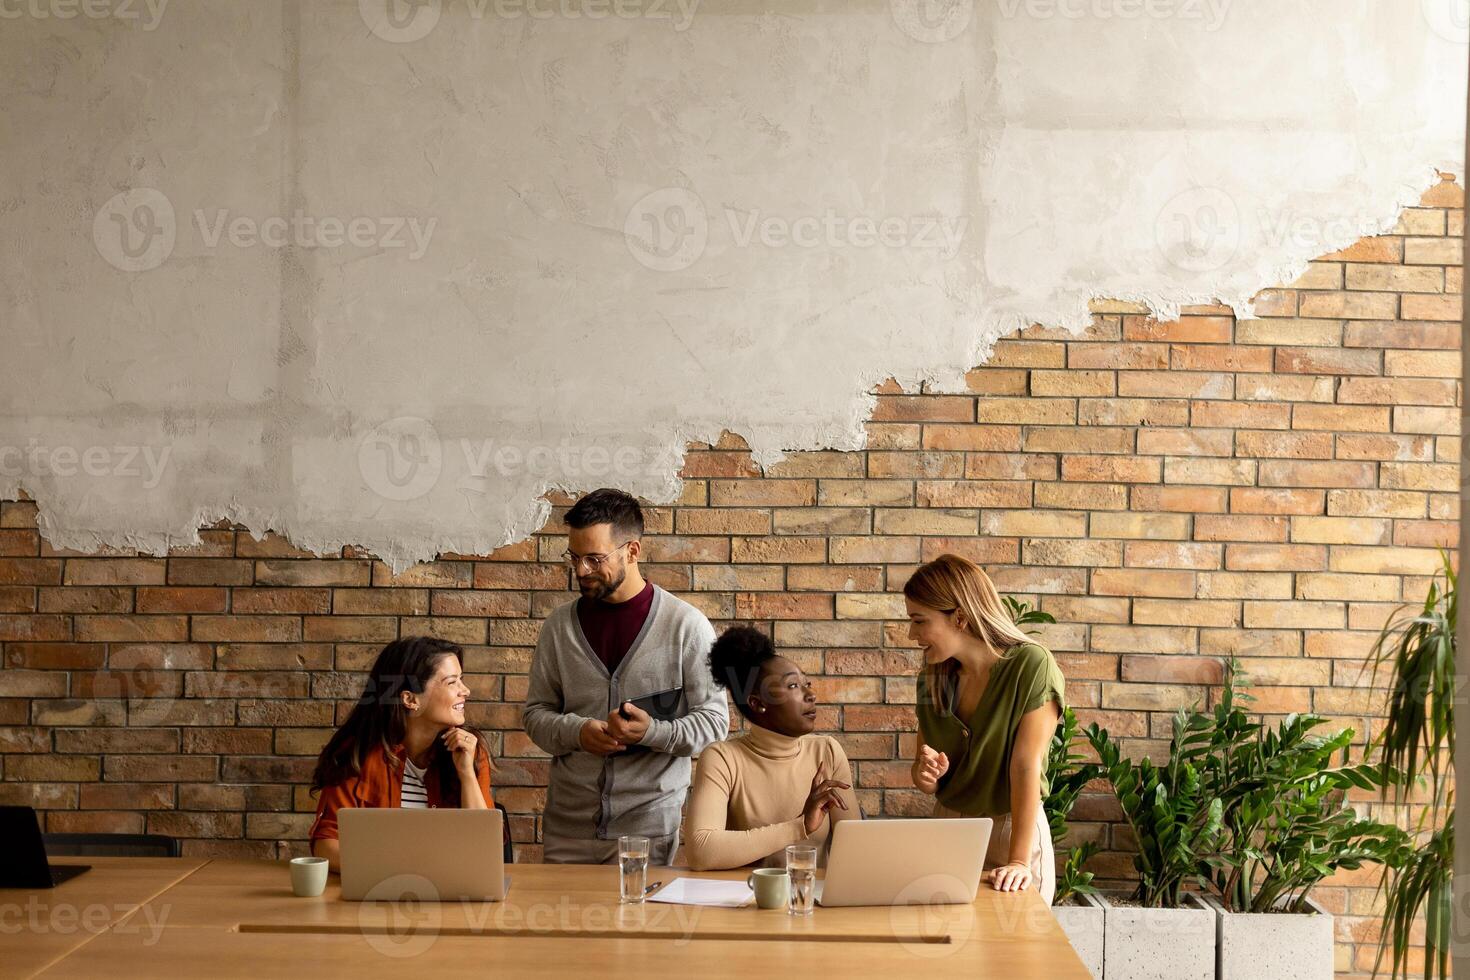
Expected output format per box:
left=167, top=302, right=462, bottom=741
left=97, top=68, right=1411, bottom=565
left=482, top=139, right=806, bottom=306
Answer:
left=643, top=881, right=662, bottom=895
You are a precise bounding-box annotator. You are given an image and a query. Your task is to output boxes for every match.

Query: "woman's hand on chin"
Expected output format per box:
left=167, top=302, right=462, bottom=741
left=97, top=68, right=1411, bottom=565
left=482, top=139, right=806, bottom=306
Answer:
left=441, top=726, right=479, bottom=776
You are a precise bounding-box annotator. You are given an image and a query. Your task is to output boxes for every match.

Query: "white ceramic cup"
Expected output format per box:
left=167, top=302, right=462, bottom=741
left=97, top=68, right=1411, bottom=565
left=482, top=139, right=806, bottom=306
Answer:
left=289, top=856, right=329, bottom=897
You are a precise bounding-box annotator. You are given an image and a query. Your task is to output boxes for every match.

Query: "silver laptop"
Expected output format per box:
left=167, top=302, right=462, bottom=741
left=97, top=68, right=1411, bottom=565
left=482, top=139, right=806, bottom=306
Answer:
left=815, top=817, right=992, bottom=907
left=339, top=809, right=508, bottom=902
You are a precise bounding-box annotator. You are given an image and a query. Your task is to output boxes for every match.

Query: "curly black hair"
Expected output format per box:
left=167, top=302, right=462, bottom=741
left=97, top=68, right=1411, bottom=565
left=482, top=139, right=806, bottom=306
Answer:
left=708, top=625, right=776, bottom=720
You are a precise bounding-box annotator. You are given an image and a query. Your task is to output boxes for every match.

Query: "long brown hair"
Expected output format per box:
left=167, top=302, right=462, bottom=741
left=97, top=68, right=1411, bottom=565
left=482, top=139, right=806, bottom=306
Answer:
left=904, top=554, right=1033, bottom=713
left=311, top=636, right=487, bottom=794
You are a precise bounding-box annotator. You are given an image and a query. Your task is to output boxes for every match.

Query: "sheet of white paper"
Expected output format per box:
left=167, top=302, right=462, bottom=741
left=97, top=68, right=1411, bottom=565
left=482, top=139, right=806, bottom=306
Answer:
left=646, top=877, right=754, bottom=908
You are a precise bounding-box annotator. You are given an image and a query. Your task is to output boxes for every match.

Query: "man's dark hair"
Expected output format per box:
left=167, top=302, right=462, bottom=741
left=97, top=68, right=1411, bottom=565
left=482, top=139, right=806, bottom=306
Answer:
left=564, top=487, right=644, bottom=539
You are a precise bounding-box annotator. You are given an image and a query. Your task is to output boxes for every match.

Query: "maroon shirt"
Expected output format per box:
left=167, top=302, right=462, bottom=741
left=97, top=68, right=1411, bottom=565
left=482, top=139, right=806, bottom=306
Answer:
left=577, top=580, right=654, bottom=674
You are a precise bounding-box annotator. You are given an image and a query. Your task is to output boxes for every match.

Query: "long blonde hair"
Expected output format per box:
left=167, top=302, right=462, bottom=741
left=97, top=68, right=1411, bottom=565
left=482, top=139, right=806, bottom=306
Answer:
left=904, top=554, right=1033, bottom=711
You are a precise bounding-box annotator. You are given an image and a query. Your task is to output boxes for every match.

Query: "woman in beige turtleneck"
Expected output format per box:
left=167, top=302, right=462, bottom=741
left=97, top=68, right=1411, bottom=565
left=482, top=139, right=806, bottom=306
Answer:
left=684, top=626, right=862, bottom=871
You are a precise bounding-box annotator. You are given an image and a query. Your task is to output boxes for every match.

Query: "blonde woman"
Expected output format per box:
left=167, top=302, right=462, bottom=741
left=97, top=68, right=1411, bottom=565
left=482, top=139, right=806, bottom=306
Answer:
left=904, top=554, right=1066, bottom=903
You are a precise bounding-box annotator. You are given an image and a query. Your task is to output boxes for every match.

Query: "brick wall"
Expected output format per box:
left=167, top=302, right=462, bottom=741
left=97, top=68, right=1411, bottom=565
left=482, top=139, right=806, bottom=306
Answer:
left=0, top=176, right=1461, bottom=975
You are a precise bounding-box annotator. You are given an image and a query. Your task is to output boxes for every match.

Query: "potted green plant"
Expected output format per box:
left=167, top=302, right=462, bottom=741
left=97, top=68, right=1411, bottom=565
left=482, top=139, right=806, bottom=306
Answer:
left=1364, top=551, right=1455, bottom=980
left=1086, top=710, right=1220, bottom=980
left=1046, top=706, right=1105, bottom=978
left=1195, top=668, right=1406, bottom=980
left=1002, top=594, right=1055, bottom=633
left=1006, top=597, right=1108, bottom=977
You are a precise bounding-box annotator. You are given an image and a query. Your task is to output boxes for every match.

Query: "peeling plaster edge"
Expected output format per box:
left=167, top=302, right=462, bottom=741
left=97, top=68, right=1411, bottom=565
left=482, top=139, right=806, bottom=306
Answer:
left=8, top=166, right=1463, bottom=573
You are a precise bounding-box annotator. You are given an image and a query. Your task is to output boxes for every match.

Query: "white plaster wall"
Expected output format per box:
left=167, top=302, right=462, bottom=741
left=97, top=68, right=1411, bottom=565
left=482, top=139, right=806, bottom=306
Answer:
left=0, top=0, right=1463, bottom=568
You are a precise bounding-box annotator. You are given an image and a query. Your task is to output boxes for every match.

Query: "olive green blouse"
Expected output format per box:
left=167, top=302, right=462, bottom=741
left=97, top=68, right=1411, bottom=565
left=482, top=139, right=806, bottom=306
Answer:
left=916, top=642, right=1066, bottom=817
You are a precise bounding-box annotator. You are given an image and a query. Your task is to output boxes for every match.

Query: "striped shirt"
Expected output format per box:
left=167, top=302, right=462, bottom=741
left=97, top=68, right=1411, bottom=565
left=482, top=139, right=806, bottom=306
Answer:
left=401, top=758, right=429, bottom=809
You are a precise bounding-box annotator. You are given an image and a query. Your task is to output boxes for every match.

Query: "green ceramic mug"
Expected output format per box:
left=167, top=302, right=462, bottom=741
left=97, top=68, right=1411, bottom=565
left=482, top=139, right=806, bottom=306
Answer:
left=746, top=867, right=790, bottom=910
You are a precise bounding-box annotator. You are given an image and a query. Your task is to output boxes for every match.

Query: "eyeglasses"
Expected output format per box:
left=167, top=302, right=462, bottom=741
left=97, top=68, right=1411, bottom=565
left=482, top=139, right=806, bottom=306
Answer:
left=563, top=541, right=632, bottom=572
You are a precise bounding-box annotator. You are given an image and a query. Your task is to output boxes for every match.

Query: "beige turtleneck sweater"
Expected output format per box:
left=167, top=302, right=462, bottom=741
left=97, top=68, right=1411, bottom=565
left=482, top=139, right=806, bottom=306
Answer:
left=683, top=724, right=861, bottom=871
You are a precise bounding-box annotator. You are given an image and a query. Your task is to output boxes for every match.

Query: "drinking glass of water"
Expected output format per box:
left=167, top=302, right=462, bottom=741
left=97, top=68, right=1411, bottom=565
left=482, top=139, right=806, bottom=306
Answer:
left=619, top=835, right=650, bottom=904
left=786, top=844, right=817, bottom=916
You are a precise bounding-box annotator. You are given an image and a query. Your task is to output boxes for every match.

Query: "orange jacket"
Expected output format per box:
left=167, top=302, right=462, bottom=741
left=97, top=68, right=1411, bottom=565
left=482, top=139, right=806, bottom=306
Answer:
left=310, top=742, right=494, bottom=842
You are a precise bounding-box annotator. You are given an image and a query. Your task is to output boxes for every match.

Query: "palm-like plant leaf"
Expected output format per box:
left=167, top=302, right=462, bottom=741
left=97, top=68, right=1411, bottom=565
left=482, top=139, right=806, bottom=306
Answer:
left=1003, top=595, right=1056, bottom=635
left=1363, top=550, right=1456, bottom=818
left=1361, top=550, right=1455, bottom=980
left=1045, top=706, right=1103, bottom=906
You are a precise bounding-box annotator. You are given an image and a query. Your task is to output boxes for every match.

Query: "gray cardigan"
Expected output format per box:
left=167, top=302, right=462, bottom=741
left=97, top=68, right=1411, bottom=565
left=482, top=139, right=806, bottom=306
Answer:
left=522, top=585, right=728, bottom=840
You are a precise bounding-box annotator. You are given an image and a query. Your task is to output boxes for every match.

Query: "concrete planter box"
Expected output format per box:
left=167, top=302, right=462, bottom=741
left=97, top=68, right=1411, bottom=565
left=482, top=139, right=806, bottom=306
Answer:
left=1051, top=891, right=1105, bottom=979
left=1200, top=894, right=1334, bottom=980
left=1098, top=892, right=1215, bottom=980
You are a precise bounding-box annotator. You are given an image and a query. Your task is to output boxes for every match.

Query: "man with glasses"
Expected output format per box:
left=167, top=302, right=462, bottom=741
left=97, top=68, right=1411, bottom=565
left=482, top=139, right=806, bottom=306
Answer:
left=522, top=488, right=728, bottom=864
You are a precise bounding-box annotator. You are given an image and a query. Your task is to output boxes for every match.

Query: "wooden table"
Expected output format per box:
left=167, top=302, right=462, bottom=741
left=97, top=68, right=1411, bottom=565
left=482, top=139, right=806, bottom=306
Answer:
left=39, top=928, right=1087, bottom=978
left=17, top=859, right=1089, bottom=978
left=1, top=857, right=206, bottom=979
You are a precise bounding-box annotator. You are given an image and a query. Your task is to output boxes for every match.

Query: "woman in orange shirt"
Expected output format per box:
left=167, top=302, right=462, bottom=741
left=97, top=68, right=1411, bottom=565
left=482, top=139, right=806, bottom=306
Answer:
left=310, top=636, right=493, bottom=871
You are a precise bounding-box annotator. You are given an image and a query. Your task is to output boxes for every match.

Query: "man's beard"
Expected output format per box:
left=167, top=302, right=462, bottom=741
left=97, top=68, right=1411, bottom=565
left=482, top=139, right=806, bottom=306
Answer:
left=581, top=566, right=627, bottom=601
